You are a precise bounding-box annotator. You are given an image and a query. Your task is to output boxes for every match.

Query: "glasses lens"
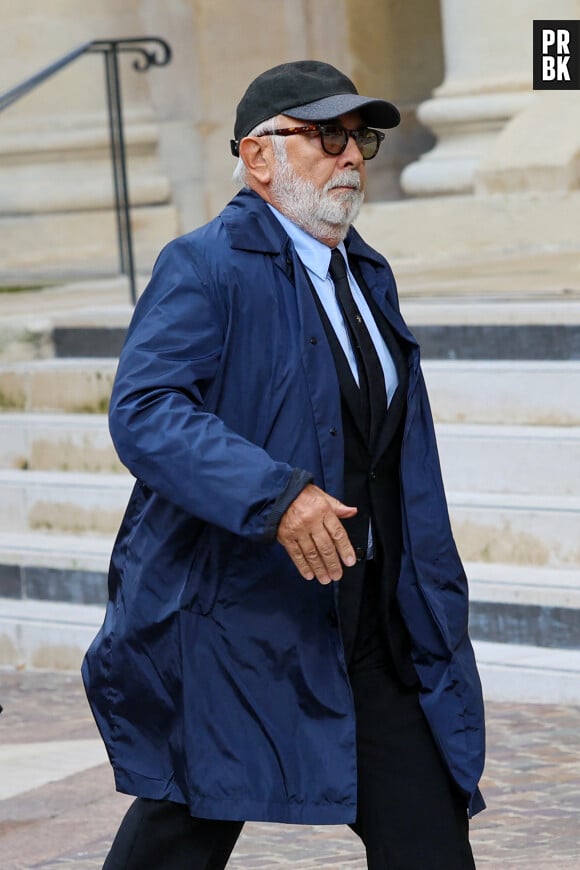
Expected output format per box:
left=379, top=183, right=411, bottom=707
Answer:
left=357, top=130, right=380, bottom=160
left=319, top=125, right=347, bottom=155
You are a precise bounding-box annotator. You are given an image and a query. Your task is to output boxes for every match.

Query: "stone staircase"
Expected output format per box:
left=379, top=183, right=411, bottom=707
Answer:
left=0, top=356, right=127, bottom=669
left=412, top=286, right=580, bottom=703
left=0, top=273, right=579, bottom=702
left=424, top=366, right=580, bottom=704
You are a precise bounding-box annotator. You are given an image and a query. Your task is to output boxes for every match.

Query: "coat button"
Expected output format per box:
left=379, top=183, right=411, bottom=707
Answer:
left=355, top=547, right=366, bottom=562
left=369, top=469, right=377, bottom=481
left=327, top=611, right=338, bottom=627
left=329, top=427, right=337, bottom=436
left=309, top=336, right=318, bottom=345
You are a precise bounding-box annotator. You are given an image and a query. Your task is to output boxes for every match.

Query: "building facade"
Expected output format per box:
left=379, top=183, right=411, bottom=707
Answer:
left=0, top=0, right=579, bottom=278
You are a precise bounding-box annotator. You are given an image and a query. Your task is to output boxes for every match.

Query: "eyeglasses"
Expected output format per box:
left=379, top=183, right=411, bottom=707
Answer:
left=256, top=123, right=385, bottom=160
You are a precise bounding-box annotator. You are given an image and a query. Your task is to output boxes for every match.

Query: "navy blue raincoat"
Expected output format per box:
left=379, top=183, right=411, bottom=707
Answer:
left=83, top=189, right=485, bottom=823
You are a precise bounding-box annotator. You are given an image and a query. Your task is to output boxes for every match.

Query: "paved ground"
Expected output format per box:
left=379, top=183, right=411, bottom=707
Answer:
left=1, top=670, right=580, bottom=869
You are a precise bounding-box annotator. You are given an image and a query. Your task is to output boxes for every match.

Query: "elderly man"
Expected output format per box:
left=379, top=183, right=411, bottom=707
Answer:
left=83, top=60, right=485, bottom=869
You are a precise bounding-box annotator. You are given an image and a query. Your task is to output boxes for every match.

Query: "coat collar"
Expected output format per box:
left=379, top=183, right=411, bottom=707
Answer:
left=220, top=189, right=288, bottom=254
left=220, top=188, right=419, bottom=364
left=219, top=188, right=387, bottom=269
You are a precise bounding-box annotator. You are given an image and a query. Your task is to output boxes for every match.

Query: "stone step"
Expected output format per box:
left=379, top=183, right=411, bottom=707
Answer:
left=0, top=597, right=106, bottom=670
left=0, top=359, right=117, bottom=413
left=2, top=531, right=577, bottom=603
left=0, top=470, right=132, bottom=535
left=403, top=296, right=580, bottom=326
left=412, top=324, right=580, bottom=360
left=473, top=640, right=580, bottom=705
left=0, top=531, right=112, bottom=604
left=2, top=533, right=576, bottom=612
left=0, top=413, right=122, bottom=472
left=52, top=325, right=127, bottom=359
left=465, top=561, right=580, bottom=650
left=1, top=414, right=577, bottom=494
left=448, top=491, right=580, bottom=568
left=2, top=536, right=577, bottom=639
left=437, top=423, right=580, bottom=496
left=0, top=204, right=178, bottom=278
left=1, top=596, right=579, bottom=703
left=49, top=322, right=580, bottom=360
left=1, top=540, right=578, bottom=684
left=0, top=469, right=578, bottom=565
left=465, top=561, right=580, bottom=608
left=423, top=360, right=580, bottom=424
left=2, top=358, right=579, bottom=424
left=0, top=280, right=135, bottom=363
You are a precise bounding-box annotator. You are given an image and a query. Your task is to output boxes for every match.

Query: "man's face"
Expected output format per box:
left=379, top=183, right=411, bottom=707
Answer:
left=281, top=111, right=366, bottom=193
left=268, top=111, right=367, bottom=245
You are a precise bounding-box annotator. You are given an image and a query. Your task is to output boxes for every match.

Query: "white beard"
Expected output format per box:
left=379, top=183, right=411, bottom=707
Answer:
left=270, top=152, right=364, bottom=244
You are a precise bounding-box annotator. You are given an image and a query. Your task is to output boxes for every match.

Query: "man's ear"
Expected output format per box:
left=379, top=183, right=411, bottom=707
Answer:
left=239, top=137, right=273, bottom=186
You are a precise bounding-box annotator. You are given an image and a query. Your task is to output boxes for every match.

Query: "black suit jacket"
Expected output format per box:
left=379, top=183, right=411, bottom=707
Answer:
left=307, top=258, right=416, bottom=684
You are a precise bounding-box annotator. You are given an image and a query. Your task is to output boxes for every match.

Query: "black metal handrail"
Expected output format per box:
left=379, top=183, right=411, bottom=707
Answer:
left=0, top=37, right=172, bottom=304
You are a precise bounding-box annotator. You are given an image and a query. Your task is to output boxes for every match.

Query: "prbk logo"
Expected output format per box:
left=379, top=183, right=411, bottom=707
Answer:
left=533, top=20, right=580, bottom=89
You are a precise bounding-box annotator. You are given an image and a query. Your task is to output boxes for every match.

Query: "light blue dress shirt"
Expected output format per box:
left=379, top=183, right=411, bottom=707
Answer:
left=267, top=204, right=399, bottom=404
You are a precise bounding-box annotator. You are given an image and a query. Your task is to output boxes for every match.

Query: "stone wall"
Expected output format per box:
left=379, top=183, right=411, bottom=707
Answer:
left=1, top=0, right=580, bottom=276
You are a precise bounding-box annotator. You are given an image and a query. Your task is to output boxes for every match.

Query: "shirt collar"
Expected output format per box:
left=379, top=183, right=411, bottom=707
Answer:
left=267, top=203, right=347, bottom=281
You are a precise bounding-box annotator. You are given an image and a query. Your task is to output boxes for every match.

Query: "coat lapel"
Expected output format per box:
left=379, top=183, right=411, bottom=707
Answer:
left=370, top=316, right=408, bottom=462
left=275, top=243, right=345, bottom=499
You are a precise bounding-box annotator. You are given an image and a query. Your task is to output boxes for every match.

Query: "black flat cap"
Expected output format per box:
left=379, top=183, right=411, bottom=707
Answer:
left=231, top=60, right=400, bottom=156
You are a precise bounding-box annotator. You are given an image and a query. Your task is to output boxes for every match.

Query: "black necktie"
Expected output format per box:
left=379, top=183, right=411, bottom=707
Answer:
left=329, top=248, right=387, bottom=446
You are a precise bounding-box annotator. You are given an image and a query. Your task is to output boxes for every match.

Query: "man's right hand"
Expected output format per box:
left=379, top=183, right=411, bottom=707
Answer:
left=276, top=484, right=357, bottom=585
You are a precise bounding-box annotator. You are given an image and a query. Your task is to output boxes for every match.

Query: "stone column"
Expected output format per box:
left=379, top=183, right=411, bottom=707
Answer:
left=400, top=0, right=573, bottom=197
left=180, top=0, right=351, bottom=219
left=346, top=0, right=444, bottom=201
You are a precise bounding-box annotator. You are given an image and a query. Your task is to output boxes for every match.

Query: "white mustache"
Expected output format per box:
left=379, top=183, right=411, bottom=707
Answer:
left=326, top=172, right=362, bottom=192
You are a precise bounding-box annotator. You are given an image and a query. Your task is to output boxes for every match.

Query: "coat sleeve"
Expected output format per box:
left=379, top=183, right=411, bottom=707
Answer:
left=109, top=236, right=312, bottom=541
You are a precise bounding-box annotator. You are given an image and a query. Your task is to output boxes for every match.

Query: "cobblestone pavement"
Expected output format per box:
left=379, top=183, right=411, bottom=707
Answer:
left=1, top=670, right=579, bottom=869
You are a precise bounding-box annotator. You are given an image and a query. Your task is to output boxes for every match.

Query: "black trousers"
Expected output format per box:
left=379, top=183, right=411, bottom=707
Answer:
left=103, top=569, right=475, bottom=870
